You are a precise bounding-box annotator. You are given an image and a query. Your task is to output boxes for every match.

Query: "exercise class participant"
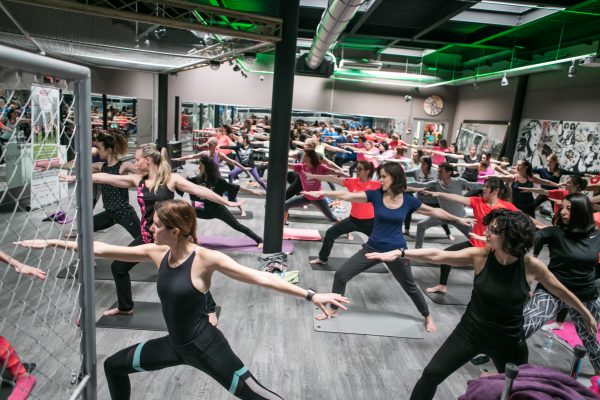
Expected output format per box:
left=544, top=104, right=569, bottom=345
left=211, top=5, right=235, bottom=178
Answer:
left=424, top=176, right=518, bottom=294
left=522, top=193, right=600, bottom=373
left=303, top=162, right=473, bottom=333
left=532, top=153, right=580, bottom=214
left=224, top=134, right=268, bottom=190
left=16, top=200, right=349, bottom=400
left=80, top=143, right=242, bottom=317
left=306, top=160, right=380, bottom=265
left=365, top=209, right=597, bottom=400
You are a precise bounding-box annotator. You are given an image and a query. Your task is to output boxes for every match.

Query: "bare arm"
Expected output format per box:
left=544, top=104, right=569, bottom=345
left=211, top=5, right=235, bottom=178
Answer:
left=422, top=190, right=472, bottom=207
left=323, top=143, right=351, bottom=154
left=416, top=203, right=473, bottom=227
left=219, top=152, right=246, bottom=170
left=0, top=249, right=46, bottom=280
left=451, top=162, right=479, bottom=168
left=365, top=247, right=486, bottom=271
left=518, top=187, right=548, bottom=195
left=303, top=173, right=345, bottom=186
left=173, top=174, right=241, bottom=207
left=92, top=172, right=140, bottom=188
left=301, top=189, right=368, bottom=203
left=532, top=175, right=560, bottom=187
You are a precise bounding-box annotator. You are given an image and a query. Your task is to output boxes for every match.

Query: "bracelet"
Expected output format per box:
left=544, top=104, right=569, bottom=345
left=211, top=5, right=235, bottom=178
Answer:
left=305, top=288, right=316, bottom=302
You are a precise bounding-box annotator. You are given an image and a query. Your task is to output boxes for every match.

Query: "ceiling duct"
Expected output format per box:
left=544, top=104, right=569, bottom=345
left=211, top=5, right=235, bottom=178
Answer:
left=305, top=0, right=364, bottom=70
left=339, top=59, right=382, bottom=71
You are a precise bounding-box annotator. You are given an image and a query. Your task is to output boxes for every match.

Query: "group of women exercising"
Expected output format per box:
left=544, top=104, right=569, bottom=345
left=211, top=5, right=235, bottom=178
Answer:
left=6, top=125, right=600, bottom=400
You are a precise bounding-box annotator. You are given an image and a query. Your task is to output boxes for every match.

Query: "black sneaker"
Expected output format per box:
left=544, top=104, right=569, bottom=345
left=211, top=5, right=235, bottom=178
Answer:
left=470, top=355, right=490, bottom=365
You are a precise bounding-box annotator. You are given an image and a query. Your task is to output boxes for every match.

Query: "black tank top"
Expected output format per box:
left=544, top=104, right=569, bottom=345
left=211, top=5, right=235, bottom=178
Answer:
left=511, top=178, right=534, bottom=210
left=461, top=154, right=480, bottom=182
left=461, top=252, right=530, bottom=344
left=100, top=161, right=134, bottom=217
left=157, top=248, right=211, bottom=344
left=136, top=176, right=174, bottom=243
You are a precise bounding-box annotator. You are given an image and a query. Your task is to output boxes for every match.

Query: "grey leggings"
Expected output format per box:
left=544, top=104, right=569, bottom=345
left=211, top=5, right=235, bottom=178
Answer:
left=523, top=288, right=600, bottom=372
left=330, top=244, right=430, bottom=317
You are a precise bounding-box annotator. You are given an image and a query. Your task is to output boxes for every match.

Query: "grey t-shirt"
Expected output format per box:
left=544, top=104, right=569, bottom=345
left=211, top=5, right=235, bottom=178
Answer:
left=409, top=178, right=482, bottom=217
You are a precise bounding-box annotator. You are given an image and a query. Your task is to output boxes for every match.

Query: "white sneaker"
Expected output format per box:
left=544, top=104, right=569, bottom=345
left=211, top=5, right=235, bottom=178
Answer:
left=541, top=322, right=564, bottom=332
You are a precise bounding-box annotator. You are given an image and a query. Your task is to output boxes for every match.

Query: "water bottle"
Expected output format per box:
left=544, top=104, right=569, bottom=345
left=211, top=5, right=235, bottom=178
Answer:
left=570, top=345, right=587, bottom=379
left=542, top=332, right=553, bottom=351
left=500, top=363, right=519, bottom=400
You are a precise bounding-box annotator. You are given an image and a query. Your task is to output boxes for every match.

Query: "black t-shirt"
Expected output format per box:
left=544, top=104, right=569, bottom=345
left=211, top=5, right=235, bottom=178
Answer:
left=461, top=154, right=481, bottom=182
left=536, top=226, right=600, bottom=302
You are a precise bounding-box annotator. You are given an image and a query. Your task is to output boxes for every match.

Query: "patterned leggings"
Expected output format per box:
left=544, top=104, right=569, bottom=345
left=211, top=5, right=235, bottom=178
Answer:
left=523, top=288, right=600, bottom=372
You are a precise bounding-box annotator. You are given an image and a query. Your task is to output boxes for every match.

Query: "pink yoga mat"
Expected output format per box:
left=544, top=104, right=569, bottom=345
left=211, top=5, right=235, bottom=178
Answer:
left=197, top=235, right=294, bottom=254
left=550, top=321, right=600, bottom=348
left=282, top=228, right=321, bottom=241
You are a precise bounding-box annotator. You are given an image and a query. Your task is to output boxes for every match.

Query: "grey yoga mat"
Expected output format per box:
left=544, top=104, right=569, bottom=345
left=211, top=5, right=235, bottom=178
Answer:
left=96, top=302, right=221, bottom=331
left=418, top=281, right=472, bottom=306
left=308, top=256, right=388, bottom=273
left=229, top=210, right=253, bottom=220
left=56, top=260, right=158, bottom=282
left=287, top=213, right=335, bottom=224
left=313, top=307, right=424, bottom=338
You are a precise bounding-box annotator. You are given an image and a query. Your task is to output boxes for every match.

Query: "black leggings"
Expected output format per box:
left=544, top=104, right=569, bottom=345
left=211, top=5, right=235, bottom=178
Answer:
left=196, top=205, right=262, bottom=244
left=410, top=324, right=528, bottom=400
left=111, top=236, right=144, bottom=311
left=318, top=217, right=374, bottom=261
left=104, top=332, right=283, bottom=400
left=285, top=171, right=302, bottom=200
left=439, top=241, right=473, bottom=286
left=331, top=244, right=429, bottom=317
left=94, top=209, right=141, bottom=239
left=533, top=194, right=549, bottom=209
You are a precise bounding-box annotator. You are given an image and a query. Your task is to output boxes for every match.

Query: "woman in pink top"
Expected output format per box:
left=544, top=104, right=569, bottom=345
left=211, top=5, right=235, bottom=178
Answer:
left=430, top=139, right=449, bottom=166
left=452, top=153, right=502, bottom=196
left=284, top=149, right=343, bottom=224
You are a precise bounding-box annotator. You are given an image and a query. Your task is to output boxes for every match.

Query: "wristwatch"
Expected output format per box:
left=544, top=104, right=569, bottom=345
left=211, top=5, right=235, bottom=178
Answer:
left=400, top=249, right=406, bottom=258
left=306, top=288, right=316, bottom=301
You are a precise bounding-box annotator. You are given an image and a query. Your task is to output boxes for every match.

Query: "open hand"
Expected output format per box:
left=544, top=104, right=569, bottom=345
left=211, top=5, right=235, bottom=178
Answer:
left=59, top=175, right=76, bottom=183
left=312, top=293, right=349, bottom=316
left=301, top=190, right=323, bottom=198
left=584, top=315, right=598, bottom=335
left=12, top=263, right=46, bottom=280
left=468, top=232, right=487, bottom=242
left=420, top=190, right=438, bottom=197
left=458, top=217, right=476, bottom=227
left=365, top=250, right=400, bottom=262
left=229, top=200, right=246, bottom=208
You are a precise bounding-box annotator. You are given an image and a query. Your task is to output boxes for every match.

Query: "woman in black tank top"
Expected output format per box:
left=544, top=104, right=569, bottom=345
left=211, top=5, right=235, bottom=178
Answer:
left=366, top=209, right=596, bottom=400
left=17, top=199, right=349, bottom=400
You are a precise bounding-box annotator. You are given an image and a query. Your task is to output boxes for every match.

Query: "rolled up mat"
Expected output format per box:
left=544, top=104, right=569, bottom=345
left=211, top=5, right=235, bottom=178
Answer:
left=283, top=228, right=321, bottom=241
left=318, top=230, right=365, bottom=245
left=56, top=259, right=158, bottom=282
left=198, top=235, right=294, bottom=254
left=313, top=307, right=424, bottom=338
left=96, top=302, right=221, bottom=331
left=308, top=256, right=387, bottom=273
left=417, top=281, right=472, bottom=306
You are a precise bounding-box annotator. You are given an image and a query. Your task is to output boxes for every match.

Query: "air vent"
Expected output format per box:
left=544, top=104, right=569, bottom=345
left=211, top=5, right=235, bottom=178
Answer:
left=339, top=59, right=383, bottom=71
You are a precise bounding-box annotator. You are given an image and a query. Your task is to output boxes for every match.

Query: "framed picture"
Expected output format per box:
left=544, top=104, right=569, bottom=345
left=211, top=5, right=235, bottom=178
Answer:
left=455, top=120, right=509, bottom=159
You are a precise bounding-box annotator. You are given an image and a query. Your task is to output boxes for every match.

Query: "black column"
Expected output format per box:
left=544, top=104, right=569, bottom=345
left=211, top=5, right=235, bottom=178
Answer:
left=263, top=0, right=300, bottom=253
left=502, top=75, right=528, bottom=162
left=157, top=73, right=168, bottom=149
left=174, top=96, right=180, bottom=141
left=102, top=94, right=108, bottom=130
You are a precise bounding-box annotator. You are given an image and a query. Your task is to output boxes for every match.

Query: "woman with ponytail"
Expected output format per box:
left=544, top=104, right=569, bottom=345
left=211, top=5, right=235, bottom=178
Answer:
left=65, top=143, right=243, bottom=317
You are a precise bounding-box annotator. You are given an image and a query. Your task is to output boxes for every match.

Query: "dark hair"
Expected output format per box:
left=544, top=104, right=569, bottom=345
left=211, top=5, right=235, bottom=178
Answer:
left=155, top=199, right=198, bottom=244
left=518, top=159, right=533, bottom=179
left=479, top=152, right=492, bottom=170
left=197, top=156, right=221, bottom=189
left=483, top=176, right=510, bottom=200
left=356, top=160, right=375, bottom=178
left=96, top=130, right=128, bottom=156
left=377, top=162, right=407, bottom=195
left=438, top=162, right=454, bottom=174
left=222, top=124, right=233, bottom=135
left=439, top=139, right=448, bottom=149
left=553, top=193, right=595, bottom=233
left=241, top=133, right=251, bottom=146
left=569, top=175, right=588, bottom=192
left=303, top=149, right=321, bottom=169
left=335, top=127, right=343, bottom=135
left=379, top=141, right=389, bottom=151
left=420, top=156, right=432, bottom=173
left=483, top=209, right=535, bottom=256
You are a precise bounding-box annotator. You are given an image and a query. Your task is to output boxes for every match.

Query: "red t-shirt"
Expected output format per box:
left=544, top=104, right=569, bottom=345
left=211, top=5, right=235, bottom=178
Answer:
left=547, top=189, right=569, bottom=215
left=469, top=197, right=518, bottom=247
left=293, top=163, right=330, bottom=200
left=344, top=178, right=381, bottom=219
left=217, top=135, right=233, bottom=155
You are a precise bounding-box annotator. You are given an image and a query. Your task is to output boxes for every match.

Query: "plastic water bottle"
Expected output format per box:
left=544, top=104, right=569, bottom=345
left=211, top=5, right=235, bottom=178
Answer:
left=541, top=332, right=553, bottom=351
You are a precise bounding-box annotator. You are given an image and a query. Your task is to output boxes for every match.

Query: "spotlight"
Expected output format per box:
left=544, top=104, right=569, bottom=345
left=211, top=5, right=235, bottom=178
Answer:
left=404, top=94, right=412, bottom=102
left=500, top=72, right=509, bottom=87
left=143, top=38, right=150, bottom=48
left=259, top=75, right=265, bottom=81
left=209, top=60, right=221, bottom=70
left=233, top=65, right=241, bottom=72
left=568, top=60, right=576, bottom=78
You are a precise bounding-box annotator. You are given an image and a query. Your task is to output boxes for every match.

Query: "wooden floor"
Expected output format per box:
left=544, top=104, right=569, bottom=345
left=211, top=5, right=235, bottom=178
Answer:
left=0, top=162, right=594, bottom=400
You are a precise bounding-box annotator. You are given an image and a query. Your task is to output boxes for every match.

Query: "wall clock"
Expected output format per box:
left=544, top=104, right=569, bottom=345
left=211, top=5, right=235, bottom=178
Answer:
left=423, top=95, right=444, bottom=116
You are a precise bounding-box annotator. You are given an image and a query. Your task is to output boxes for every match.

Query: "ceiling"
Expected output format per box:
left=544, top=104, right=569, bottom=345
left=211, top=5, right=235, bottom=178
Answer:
left=0, top=0, right=598, bottom=85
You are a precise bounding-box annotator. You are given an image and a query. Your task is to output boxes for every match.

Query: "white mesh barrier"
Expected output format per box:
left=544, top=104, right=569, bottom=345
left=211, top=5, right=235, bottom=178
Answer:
left=0, top=46, right=95, bottom=400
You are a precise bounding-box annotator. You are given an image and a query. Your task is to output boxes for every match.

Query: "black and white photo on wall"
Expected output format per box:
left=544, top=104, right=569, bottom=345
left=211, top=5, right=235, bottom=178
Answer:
left=514, top=119, right=600, bottom=173
left=455, top=121, right=509, bottom=159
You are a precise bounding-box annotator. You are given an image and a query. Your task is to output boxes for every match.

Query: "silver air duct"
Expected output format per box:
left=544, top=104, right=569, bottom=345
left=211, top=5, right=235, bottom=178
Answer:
left=305, top=0, right=364, bottom=70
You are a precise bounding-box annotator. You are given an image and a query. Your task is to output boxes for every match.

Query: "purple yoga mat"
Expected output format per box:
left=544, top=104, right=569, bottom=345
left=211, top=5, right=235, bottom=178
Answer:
left=197, top=235, right=295, bottom=254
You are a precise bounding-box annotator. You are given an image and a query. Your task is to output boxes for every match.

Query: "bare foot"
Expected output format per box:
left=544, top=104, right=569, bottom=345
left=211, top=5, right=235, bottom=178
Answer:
left=426, top=284, right=448, bottom=294
left=315, top=308, right=339, bottom=320
left=208, top=312, right=218, bottom=327
left=425, top=315, right=437, bottom=333
left=447, top=234, right=456, bottom=241
left=309, top=258, right=327, bottom=265
left=347, top=233, right=354, bottom=241
left=103, top=307, right=134, bottom=316
left=479, top=370, right=498, bottom=378
left=257, top=242, right=264, bottom=249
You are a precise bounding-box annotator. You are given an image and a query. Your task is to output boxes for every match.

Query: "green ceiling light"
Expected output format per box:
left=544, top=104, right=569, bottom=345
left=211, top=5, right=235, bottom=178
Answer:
left=333, top=68, right=441, bottom=83
left=331, top=76, right=428, bottom=88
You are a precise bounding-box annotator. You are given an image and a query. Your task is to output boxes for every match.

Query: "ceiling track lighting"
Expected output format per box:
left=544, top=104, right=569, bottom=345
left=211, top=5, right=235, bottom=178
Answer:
left=568, top=60, right=577, bottom=78
left=209, top=60, right=221, bottom=70
left=500, top=72, right=509, bottom=87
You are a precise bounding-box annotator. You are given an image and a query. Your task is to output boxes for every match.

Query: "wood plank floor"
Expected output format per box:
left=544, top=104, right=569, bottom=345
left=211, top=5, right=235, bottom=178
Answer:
left=0, top=163, right=592, bottom=400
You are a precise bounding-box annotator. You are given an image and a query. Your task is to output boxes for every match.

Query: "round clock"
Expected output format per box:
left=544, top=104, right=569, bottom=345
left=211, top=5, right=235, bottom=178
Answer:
left=423, top=95, right=444, bottom=116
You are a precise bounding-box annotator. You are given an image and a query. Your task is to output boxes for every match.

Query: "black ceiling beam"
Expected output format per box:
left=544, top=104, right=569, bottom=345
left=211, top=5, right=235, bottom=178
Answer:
left=347, top=0, right=385, bottom=34
left=412, top=1, right=474, bottom=41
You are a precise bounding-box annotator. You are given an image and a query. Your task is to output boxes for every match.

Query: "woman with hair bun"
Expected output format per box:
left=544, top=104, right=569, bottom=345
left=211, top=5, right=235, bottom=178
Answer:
left=366, top=208, right=597, bottom=400
left=17, top=199, right=348, bottom=400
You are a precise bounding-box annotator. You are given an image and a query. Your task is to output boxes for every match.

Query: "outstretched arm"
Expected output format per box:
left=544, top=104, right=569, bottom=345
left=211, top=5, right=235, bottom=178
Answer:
left=205, top=250, right=349, bottom=315
left=518, top=187, right=548, bottom=195
left=173, top=174, right=243, bottom=207
left=303, top=172, right=345, bottom=186
left=301, top=189, right=368, bottom=203
left=421, top=190, right=471, bottom=207
left=89, top=172, right=140, bottom=188
left=365, top=247, right=485, bottom=272
left=532, top=175, right=560, bottom=187
left=0, top=250, right=46, bottom=280
left=416, top=204, right=474, bottom=227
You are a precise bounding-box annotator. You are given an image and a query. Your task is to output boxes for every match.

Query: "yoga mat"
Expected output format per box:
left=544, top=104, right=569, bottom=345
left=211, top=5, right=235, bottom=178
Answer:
left=313, top=307, right=424, bottom=338
left=418, top=281, right=472, bottom=306
left=287, top=213, right=335, bottom=224
left=56, top=260, right=158, bottom=282
left=198, top=235, right=294, bottom=254
left=318, top=230, right=365, bottom=245
left=96, top=302, right=221, bottom=331
left=308, top=256, right=388, bottom=274
left=229, top=210, right=253, bottom=220
left=548, top=321, right=600, bottom=350
left=283, top=228, right=321, bottom=241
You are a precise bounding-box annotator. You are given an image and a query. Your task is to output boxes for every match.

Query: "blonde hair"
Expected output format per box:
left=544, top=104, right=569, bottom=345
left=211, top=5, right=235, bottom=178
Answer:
left=155, top=199, right=198, bottom=244
left=137, top=143, right=171, bottom=193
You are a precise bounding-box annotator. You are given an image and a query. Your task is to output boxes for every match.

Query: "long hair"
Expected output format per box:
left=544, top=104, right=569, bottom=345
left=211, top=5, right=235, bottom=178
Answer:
left=377, top=162, right=407, bottom=195
left=137, top=143, right=171, bottom=193
left=356, top=160, right=375, bottom=178
left=479, top=152, right=492, bottom=171
left=197, top=156, right=220, bottom=189
left=548, top=154, right=561, bottom=176
left=155, top=199, right=198, bottom=244
left=518, top=159, right=533, bottom=179
left=303, top=149, right=321, bottom=169
left=483, top=209, right=535, bottom=256
left=553, top=193, right=595, bottom=233
left=96, top=130, right=128, bottom=156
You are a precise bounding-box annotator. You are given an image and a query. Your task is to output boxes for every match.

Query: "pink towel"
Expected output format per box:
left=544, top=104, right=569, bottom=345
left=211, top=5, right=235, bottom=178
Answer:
left=551, top=321, right=600, bottom=349
left=282, top=228, right=321, bottom=241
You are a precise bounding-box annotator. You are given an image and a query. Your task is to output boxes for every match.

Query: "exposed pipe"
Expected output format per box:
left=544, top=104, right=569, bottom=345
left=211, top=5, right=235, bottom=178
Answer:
left=0, top=0, right=45, bottom=55
left=305, top=0, right=364, bottom=70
